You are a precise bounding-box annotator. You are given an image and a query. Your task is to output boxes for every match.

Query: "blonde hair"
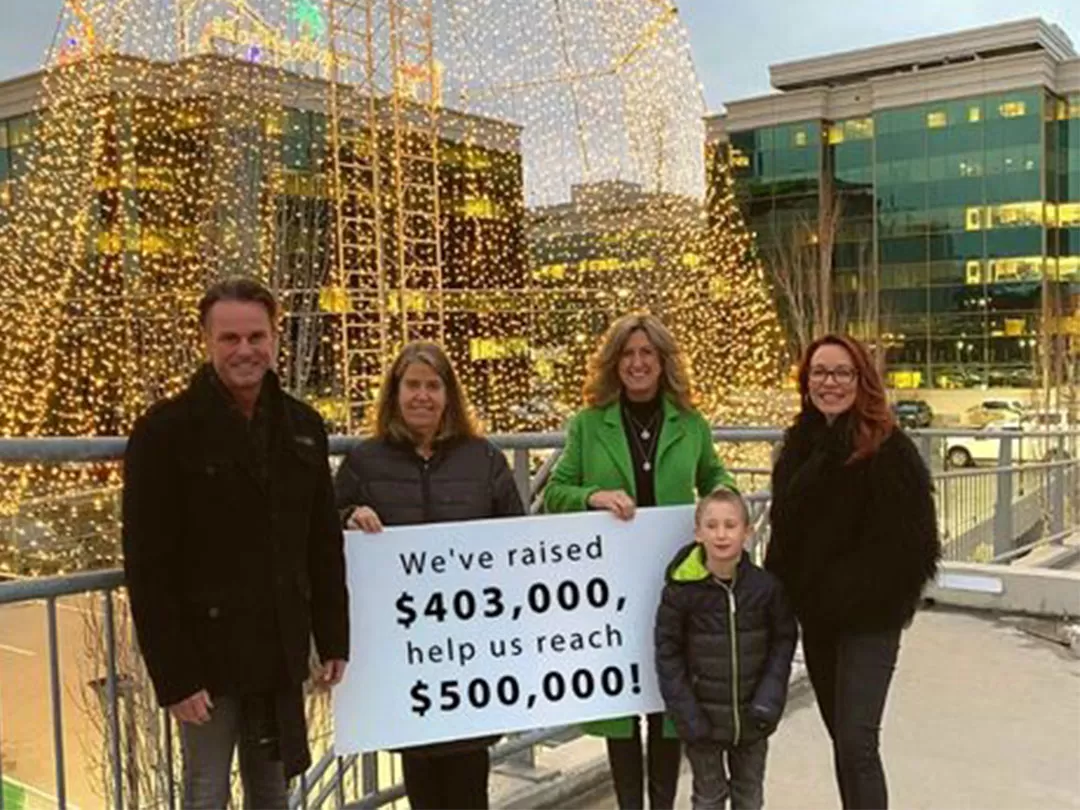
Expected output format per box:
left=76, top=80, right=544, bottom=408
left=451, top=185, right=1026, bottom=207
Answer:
left=371, top=341, right=479, bottom=444
left=582, top=313, right=694, bottom=410
left=694, top=488, right=749, bottom=528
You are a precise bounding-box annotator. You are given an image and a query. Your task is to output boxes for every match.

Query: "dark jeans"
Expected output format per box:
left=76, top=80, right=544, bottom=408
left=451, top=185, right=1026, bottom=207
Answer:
left=179, top=695, right=288, bottom=809
left=401, top=747, right=490, bottom=809
left=803, top=627, right=901, bottom=810
left=684, top=739, right=768, bottom=810
left=605, top=713, right=682, bottom=810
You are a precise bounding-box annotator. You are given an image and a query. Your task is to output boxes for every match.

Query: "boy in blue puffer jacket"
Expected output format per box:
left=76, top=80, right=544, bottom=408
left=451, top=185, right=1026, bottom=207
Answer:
left=654, top=489, right=797, bottom=810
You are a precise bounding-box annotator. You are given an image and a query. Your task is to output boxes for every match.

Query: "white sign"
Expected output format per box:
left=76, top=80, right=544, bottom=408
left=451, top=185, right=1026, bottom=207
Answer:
left=333, top=506, right=695, bottom=753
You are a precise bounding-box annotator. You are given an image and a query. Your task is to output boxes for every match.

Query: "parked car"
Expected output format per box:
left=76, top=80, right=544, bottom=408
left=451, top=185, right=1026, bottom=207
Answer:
left=892, top=399, right=934, bottom=428
left=964, top=399, right=1026, bottom=427
left=944, top=418, right=1075, bottom=468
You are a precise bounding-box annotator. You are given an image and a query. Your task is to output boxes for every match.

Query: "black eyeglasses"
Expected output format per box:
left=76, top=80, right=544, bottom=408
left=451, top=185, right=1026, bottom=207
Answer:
left=808, top=366, right=857, bottom=385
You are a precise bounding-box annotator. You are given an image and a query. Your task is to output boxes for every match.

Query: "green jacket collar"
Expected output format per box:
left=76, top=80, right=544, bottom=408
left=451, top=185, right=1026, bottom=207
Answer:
left=666, top=543, right=745, bottom=584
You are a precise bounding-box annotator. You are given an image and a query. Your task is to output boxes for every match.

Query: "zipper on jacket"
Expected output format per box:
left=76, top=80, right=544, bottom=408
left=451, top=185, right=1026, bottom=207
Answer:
left=718, top=578, right=741, bottom=746
left=420, top=457, right=433, bottom=522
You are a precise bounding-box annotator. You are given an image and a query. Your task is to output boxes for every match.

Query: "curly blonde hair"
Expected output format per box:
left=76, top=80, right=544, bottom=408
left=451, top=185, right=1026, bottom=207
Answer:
left=582, top=313, right=694, bottom=410
left=371, top=341, right=479, bottom=443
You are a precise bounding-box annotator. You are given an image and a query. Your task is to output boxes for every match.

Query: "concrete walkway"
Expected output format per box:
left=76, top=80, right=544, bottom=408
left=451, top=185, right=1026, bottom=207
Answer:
left=495, top=608, right=1080, bottom=809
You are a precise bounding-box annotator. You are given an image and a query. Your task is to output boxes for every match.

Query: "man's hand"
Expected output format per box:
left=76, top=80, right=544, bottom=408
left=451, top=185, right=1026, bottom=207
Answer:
left=315, top=659, right=348, bottom=689
left=346, top=506, right=384, bottom=533
left=169, top=690, right=213, bottom=725
left=587, top=489, right=636, bottom=520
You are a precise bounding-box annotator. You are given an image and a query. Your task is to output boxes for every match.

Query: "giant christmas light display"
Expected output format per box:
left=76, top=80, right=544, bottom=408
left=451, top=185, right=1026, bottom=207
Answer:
left=0, top=0, right=785, bottom=573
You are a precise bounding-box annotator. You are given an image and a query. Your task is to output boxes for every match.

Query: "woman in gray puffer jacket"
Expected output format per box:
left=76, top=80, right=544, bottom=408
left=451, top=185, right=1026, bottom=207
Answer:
left=333, top=341, right=524, bottom=810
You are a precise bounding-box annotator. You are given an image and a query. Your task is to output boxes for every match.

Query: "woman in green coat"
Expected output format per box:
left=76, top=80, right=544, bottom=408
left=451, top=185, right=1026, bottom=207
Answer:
left=544, top=313, right=735, bottom=810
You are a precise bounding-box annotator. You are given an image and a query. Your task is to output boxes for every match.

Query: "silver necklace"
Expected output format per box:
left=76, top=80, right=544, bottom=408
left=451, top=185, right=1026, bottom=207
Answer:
left=623, top=407, right=661, bottom=471
left=624, top=407, right=660, bottom=441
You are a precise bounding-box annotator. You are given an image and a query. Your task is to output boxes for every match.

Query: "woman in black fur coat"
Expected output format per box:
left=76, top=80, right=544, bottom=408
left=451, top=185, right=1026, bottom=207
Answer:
left=765, top=335, right=940, bottom=810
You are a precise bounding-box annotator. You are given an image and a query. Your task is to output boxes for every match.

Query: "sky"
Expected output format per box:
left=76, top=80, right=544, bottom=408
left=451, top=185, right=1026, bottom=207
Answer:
left=1, top=0, right=1078, bottom=112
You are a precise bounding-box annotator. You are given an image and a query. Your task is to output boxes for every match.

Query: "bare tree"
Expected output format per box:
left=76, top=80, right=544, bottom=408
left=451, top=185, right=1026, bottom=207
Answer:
left=763, top=193, right=879, bottom=365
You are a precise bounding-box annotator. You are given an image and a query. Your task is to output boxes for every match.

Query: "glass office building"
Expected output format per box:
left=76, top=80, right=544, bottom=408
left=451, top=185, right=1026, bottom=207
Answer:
left=709, top=19, right=1080, bottom=390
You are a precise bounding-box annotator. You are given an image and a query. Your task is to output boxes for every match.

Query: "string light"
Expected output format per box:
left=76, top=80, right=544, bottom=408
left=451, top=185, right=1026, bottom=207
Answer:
left=0, top=0, right=786, bottom=576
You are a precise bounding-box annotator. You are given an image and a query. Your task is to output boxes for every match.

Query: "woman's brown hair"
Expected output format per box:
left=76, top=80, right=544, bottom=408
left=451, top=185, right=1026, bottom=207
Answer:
left=582, top=313, right=694, bottom=410
left=797, top=334, right=895, bottom=462
left=371, top=341, right=479, bottom=444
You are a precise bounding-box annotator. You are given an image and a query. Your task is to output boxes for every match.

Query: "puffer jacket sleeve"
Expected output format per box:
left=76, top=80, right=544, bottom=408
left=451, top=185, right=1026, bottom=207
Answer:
left=654, top=583, right=711, bottom=742
left=812, top=432, right=941, bottom=628
left=748, top=577, right=797, bottom=728
left=488, top=442, right=526, bottom=517
left=333, top=443, right=372, bottom=526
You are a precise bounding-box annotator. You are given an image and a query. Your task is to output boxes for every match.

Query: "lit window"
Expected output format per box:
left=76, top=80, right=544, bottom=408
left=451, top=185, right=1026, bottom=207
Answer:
left=318, top=287, right=351, bottom=314
left=1058, top=203, right=1080, bottom=227
left=532, top=263, right=567, bottom=280
left=828, top=124, right=844, bottom=145
left=967, top=106, right=982, bottom=123
left=580, top=257, right=621, bottom=272
left=729, top=147, right=750, bottom=168
left=926, top=111, right=947, bottom=128
left=990, top=257, right=1043, bottom=282
left=1059, top=257, right=1080, bottom=279
left=998, top=101, right=1027, bottom=118
left=845, top=118, right=874, bottom=140
left=469, top=337, right=528, bottom=361
left=988, top=202, right=1043, bottom=228
left=463, top=195, right=499, bottom=219
left=793, top=130, right=808, bottom=147
left=1003, top=318, right=1026, bottom=337
left=965, top=207, right=983, bottom=231
left=965, top=260, right=983, bottom=285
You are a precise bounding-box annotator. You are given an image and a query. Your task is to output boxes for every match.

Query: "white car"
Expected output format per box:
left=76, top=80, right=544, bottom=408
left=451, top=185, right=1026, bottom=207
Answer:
left=944, top=420, right=1075, bottom=468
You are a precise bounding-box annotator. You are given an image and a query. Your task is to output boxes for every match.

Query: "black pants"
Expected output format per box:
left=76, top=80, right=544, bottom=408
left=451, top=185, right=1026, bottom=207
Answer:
left=401, top=747, right=490, bottom=809
left=178, top=695, right=288, bottom=809
left=605, top=713, right=682, bottom=810
left=803, top=627, right=901, bottom=810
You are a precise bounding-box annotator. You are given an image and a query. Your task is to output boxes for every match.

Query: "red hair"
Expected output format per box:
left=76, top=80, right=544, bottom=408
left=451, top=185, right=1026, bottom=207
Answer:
left=797, top=334, right=896, bottom=463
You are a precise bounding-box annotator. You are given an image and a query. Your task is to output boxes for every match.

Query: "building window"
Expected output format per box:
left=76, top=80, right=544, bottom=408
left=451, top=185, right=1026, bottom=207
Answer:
left=968, top=105, right=982, bottom=123
left=965, top=207, right=983, bottom=231
left=793, top=129, right=808, bottom=147
left=998, top=101, right=1027, bottom=118
left=8, top=116, right=33, bottom=147
left=926, top=111, right=947, bottom=129
left=965, top=260, right=983, bottom=285
left=469, top=337, right=528, bottom=361
left=987, top=202, right=1044, bottom=228
left=1057, top=202, right=1080, bottom=227
left=463, top=195, right=500, bottom=219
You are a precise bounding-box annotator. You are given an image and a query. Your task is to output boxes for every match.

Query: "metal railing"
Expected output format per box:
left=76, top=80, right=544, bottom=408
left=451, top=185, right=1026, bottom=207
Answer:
left=0, top=427, right=1076, bottom=809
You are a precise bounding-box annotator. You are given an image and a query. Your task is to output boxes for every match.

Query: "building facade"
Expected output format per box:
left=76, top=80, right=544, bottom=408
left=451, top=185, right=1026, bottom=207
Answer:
left=708, top=18, right=1080, bottom=392
left=0, top=56, right=529, bottom=434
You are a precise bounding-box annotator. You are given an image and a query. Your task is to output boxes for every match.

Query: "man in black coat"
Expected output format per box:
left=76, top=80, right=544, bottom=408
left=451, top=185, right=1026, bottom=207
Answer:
left=122, top=278, right=349, bottom=809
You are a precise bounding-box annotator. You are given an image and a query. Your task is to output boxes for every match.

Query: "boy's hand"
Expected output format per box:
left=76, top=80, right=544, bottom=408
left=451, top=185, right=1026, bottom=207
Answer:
left=749, top=703, right=778, bottom=733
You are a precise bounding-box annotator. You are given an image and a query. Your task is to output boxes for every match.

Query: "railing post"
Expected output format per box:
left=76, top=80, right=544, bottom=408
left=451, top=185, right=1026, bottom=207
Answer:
left=512, top=448, right=530, bottom=508
left=915, top=432, right=933, bottom=470
left=1049, top=457, right=1065, bottom=543
left=993, top=436, right=1014, bottom=560
left=46, top=597, right=67, bottom=809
